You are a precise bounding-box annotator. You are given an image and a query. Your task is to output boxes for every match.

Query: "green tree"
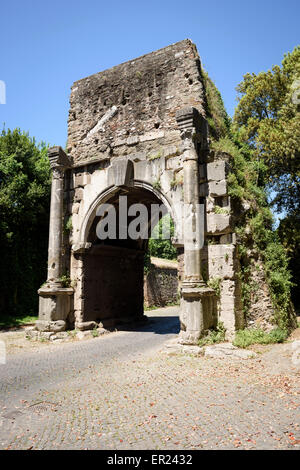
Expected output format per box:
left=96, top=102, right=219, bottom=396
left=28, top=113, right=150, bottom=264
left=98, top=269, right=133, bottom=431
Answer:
left=148, top=215, right=177, bottom=260
left=0, top=128, right=50, bottom=317
left=277, top=212, right=300, bottom=309
left=233, top=46, right=300, bottom=310
left=233, top=46, right=300, bottom=212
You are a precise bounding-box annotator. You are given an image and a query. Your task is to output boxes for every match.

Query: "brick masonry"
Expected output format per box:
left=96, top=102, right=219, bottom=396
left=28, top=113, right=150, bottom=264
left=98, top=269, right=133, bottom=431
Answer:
left=144, top=258, right=179, bottom=308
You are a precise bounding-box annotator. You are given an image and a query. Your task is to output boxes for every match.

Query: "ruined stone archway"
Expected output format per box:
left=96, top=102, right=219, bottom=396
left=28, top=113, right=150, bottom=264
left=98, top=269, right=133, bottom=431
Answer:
left=78, top=183, right=177, bottom=328
left=37, top=40, right=243, bottom=344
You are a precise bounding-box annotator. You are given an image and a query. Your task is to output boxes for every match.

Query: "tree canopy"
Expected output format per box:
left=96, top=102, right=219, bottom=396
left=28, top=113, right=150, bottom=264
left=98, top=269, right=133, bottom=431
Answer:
left=148, top=215, right=177, bottom=261
left=233, top=46, right=300, bottom=310
left=233, top=46, right=300, bottom=213
left=0, top=128, right=50, bottom=316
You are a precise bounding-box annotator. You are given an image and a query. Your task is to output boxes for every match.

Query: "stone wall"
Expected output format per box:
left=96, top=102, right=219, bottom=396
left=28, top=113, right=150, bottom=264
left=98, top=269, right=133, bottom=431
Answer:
left=144, top=257, right=178, bottom=308
left=245, top=259, right=275, bottom=331
left=67, top=39, right=206, bottom=165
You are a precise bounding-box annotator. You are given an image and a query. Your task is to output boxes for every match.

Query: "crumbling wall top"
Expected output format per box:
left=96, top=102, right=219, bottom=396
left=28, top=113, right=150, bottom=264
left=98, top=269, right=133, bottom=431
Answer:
left=67, top=39, right=206, bottom=164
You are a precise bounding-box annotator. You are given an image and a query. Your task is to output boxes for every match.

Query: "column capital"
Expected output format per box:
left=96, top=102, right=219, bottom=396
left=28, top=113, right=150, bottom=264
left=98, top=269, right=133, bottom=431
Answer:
left=176, top=107, right=204, bottom=156
left=175, top=107, right=203, bottom=132
left=48, top=146, right=72, bottom=173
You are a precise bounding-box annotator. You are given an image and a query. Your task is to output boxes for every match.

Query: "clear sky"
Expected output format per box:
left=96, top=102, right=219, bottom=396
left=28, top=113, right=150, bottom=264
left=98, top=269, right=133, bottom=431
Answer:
left=0, top=0, right=299, bottom=147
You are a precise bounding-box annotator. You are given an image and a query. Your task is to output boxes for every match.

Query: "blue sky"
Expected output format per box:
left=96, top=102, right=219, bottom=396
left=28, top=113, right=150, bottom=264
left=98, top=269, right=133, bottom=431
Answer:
left=0, top=0, right=299, bottom=147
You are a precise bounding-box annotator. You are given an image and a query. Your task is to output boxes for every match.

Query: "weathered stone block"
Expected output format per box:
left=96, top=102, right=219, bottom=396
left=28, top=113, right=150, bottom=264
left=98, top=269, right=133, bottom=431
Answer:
left=166, top=155, right=182, bottom=171
left=97, top=327, right=110, bottom=336
left=107, top=158, right=134, bottom=187
left=49, top=320, right=67, bottom=332
left=75, top=321, right=98, bottom=331
left=38, top=287, right=74, bottom=327
left=140, top=130, right=165, bottom=143
left=218, top=279, right=243, bottom=338
left=205, top=343, right=256, bottom=359
left=208, top=180, right=227, bottom=196
left=206, top=213, right=231, bottom=234
left=129, top=152, right=147, bottom=162
left=76, top=330, right=93, bottom=340
left=50, top=332, right=70, bottom=341
left=134, top=160, right=151, bottom=181
left=208, top=245, right=235, bottom=279
left=179, top=285, right=217, bottom=344
left=72, top=202, right=80, bottom=214
left=207, top=161, right=229, bottom=182
left=74, top=187, right=84, bottom=201
left=220, top=233, right=232, bottom=244
left=163, top=341, right=204, bottom=356
left=126, top=135, right=140, bottom=146
left=38, top=296, right=56, bottom=321
left=74, top=172, right=84, bottom=187
left=35, top=320, right=66, bottom=332
left=206, top=196, right=215, bottom=212
left=26, top=329, right=40, bottom=340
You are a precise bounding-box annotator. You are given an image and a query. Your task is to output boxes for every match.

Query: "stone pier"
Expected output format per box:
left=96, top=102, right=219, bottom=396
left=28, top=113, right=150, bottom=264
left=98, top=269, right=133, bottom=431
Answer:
left=37, top=147, right=73, bottom=333
left=176, top=108, right=216, bottom=343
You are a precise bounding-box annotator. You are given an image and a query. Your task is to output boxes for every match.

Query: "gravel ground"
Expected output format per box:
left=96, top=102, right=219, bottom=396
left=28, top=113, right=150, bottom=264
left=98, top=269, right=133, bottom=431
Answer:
left=0, top=306, right=299, bottom=450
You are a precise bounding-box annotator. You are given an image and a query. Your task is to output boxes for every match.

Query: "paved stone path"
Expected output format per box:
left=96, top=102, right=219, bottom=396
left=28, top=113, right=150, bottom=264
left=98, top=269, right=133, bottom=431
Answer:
left=0, top=307, right=299, bottom=450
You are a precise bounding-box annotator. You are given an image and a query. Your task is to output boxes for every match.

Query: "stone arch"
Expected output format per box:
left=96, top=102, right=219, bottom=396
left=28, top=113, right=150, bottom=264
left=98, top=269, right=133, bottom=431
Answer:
left=37, top=42, right=228, bottom=344
left=77, top=180, right=180, bottom=250
left=74, top=181, right=178, bottom=328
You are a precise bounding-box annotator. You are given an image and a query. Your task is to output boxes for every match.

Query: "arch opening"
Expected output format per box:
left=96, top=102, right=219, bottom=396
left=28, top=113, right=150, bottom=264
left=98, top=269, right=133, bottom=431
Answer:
left=81, top=185, right=179, bottom=329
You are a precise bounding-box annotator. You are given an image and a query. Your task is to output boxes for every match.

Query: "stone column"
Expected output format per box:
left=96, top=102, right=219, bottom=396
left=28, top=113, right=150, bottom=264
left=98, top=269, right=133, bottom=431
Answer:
left=176, top=107, right=217, bottom=344
left=47, top=149, right=67, bottom=285
left=37, top=147, right=74, bottom=333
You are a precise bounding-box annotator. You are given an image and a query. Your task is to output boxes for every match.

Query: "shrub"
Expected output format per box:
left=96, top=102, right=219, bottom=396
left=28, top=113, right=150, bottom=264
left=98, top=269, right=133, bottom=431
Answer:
left=198, top=323, right=226, bottom=346
left=92, top=327, right=99, bottom=338
left=233, top=327, right=288, bottom=348
left=59, top=273, right=71, bottom=288
left=212, top=134, right=295, bottom=330
left=207, top=277, right=222, bottom=298
left=148, top=215, right=177, bottom=260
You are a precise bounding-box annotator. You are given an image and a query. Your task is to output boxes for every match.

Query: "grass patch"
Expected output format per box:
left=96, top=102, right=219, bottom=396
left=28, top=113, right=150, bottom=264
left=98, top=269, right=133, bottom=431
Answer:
left=233, top=327, right=288, bottom=348
left=165, top=300, right=180, bottom=307
left=198, top=323, right=226, bottom=346
left=144, top=301, right=179, bottom=311
left=144, top=305, right=159, bottom=311
left=92, top=327, right=99, bottom=338
left=213, top=206, right=230, bottom=215
left=0, top=314, right=37, bottom=330
left=148, top=151, right=162, bottom=161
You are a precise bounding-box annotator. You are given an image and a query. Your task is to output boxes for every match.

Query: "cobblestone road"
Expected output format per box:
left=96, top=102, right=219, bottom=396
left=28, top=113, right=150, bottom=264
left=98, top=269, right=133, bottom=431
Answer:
left=0, top=307, right=299, bottom=450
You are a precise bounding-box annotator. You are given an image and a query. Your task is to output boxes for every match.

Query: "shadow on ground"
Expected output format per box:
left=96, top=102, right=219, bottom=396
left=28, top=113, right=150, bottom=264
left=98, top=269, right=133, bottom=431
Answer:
left=115, top=315, right=180, bottom=335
